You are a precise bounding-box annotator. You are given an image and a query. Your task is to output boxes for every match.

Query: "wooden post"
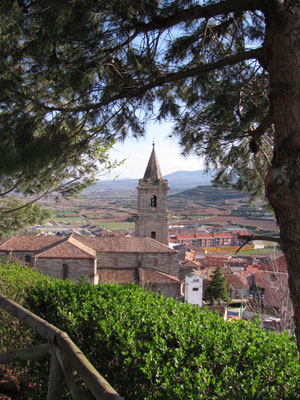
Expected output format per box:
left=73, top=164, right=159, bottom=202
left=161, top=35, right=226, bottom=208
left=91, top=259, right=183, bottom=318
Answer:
left=47, top=345, right=65, bottom=400
left=56, top=347, right=91, bottom=400
left=55, top=331, right=123, bottom=400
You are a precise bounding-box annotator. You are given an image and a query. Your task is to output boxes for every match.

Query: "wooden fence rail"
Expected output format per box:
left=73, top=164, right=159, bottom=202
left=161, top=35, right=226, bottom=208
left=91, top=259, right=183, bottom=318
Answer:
left=0, top=294, right=123, bottom=400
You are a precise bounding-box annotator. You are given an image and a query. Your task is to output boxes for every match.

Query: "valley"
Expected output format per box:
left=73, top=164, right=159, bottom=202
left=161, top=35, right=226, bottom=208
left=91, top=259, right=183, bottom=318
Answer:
left=37, top=181, right=278, bottom=235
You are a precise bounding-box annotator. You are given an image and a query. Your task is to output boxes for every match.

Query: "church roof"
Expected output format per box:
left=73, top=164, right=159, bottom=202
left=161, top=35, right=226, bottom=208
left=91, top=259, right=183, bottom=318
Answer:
left=142, top=145, right=164, bottom=181
left=0, top=235, right=60, bottom=251
left=75, top=236, right=176, bottom=254
left=35, top=235, right=97, bottom=259
left=0, top=234, right=176, bottom=255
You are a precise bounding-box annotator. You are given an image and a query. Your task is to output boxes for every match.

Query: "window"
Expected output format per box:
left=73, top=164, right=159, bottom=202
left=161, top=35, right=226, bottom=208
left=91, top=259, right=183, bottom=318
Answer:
left=62, top=264, right=69, bottom=280
left=25, top=255, right=31, bottom=263
left=153, top=258, right=158, bottom=266
left=193, top=287, right=199, bottom=292
left=151, top=231, right=156, bottom=239
left=151, top=195, right=157, bottom=207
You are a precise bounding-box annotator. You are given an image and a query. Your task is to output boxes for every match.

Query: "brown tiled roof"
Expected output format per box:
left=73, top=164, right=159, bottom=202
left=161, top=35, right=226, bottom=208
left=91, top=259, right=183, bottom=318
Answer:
left=0, top=234, right=175, bottom=254
left=254, top=270, right=289, bottom=308
left=181, top=260, right=201, bottom=268
left=0, top=235, right=60, bottom=251
left=138, top=268, right=180, bottom=283
left=227, top=275, right=250, bottom=290
left=258, top=254, right=288, bottom=273
left=179, top=268, right=205, bottom=280
left=35, top=236, right=96, bottom=259
left=98, top=268, right=139, bottom=284
left=222, top=267, right=233, bottom=275
left=73, top=235, right=176, bottom=254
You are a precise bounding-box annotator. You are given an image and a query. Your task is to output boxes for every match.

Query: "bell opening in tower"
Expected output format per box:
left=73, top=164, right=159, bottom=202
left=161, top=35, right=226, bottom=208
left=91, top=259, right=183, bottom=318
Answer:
left=151, top=195, right=157, bottom=207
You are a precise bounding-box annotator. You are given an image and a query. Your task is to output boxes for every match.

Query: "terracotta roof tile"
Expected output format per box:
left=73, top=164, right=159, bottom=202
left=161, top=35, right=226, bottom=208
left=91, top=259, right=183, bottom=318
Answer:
left=0, top=238, right=7, bottom=245
left=138, top=268, right=180, bottom=283
left=0, top=235, right=60, bottom=251
left=0, top=235, right=175, bottom=255
left=181, top=260, right=201, bottom=268
left=227, top=275, right=250, bottom=290
left=73, top=235, right=176, bottom=254
left=254, top=270, right=289, bottom=308
left=35, top=236, right=96, bottom=259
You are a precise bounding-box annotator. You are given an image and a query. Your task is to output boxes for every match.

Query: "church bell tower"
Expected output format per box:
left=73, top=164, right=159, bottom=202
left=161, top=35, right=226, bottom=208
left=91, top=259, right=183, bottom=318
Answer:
left=135, top=144, right=169, bottom=245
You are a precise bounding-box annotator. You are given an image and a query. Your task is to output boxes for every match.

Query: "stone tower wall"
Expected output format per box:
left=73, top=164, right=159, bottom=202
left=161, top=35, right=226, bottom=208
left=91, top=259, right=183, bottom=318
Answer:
left=135, top=180, right=169, bottom=245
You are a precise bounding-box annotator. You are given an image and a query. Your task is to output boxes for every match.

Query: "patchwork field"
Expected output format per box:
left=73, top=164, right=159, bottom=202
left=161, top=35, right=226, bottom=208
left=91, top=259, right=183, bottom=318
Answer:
left=37, top=185, right=278, bottom=234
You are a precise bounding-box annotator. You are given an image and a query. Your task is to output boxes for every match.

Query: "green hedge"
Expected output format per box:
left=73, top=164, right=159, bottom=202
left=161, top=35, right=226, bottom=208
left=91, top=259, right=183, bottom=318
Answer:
left=1, top=263, right=300, bottom=399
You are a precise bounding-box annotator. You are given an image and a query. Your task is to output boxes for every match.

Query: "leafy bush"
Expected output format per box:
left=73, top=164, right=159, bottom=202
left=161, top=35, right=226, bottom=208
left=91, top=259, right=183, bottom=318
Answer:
left=1, top=263, right=300, bottom=399
left=0, top=263, right=53, bottom=397
left=0, top=263, right=51, bottom=352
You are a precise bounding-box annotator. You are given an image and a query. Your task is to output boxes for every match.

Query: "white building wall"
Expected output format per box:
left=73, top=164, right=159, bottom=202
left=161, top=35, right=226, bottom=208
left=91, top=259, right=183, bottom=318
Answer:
left=184, top=274, right=203, bottom=306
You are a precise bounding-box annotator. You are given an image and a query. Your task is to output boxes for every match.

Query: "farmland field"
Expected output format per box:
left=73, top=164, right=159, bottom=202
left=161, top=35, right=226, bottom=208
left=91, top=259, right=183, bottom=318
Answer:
left=36, top=184, right=278, bottom=235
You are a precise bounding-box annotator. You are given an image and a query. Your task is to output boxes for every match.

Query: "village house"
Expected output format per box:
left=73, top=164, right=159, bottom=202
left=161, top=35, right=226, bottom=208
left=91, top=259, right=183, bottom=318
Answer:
left=170, top=231, right=243, bottom=248
left=226, top=272, right=255, bottom=299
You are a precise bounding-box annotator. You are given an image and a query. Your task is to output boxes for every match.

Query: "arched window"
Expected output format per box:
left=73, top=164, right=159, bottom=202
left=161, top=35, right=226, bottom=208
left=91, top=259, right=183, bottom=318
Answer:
left=151, top=195, right=157, bottom=207
left=62, top=264, right=69, bottom=280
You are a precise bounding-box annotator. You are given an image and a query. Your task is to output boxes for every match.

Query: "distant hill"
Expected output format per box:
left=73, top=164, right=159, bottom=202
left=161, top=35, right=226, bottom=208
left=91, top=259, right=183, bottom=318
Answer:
left=88, top=178, right=138, bottom=191
left=89, top=170, right=213, bottom=192
left=165, top=170, right=213, bottom=188
left=169, top=185, right=250, bottom=205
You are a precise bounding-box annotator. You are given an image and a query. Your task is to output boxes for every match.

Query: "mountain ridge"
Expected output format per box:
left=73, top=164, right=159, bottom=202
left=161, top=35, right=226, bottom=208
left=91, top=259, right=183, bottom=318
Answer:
left=91, top=169, right=213, bottom=191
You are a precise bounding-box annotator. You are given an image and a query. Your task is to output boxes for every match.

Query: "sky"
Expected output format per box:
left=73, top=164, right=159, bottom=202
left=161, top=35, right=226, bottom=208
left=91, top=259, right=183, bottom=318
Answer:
left=102, top=122, right=205, bottom=180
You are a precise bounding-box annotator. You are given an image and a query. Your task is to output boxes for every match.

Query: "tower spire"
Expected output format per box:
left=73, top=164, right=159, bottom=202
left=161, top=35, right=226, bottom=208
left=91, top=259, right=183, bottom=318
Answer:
left=143, top=144, right=163, bottom=181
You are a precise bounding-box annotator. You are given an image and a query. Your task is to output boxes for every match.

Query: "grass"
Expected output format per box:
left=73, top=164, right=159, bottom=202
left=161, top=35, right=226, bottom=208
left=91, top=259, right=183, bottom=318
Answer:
left=233, top=248, right=275, bottom=255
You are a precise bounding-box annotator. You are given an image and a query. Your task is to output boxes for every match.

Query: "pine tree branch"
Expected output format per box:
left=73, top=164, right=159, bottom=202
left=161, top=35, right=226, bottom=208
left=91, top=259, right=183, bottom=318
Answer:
left=254, top=112, right=274, bottom=138
left=37, top=48, right=263, bottom=113
left=236, top=233, right=280, bottom=253
left=249, top=112, right=274, bottom=153
left=0, top=178, right=24, bottom=197
left=132, top=0, right=263, bottom=33
left=0, top=190, right=51, bottom=215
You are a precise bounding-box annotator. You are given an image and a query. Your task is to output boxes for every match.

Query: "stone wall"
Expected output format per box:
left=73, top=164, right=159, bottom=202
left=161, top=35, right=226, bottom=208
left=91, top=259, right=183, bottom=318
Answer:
left=142, top=282, right=182, bottom=298
left=0, top=251, right=35, bottom=265
left=97, top=252, right=178, bottom=276
left=34, top=258, right=98, bottom=284
left=136, top=180, right=169, bottom=245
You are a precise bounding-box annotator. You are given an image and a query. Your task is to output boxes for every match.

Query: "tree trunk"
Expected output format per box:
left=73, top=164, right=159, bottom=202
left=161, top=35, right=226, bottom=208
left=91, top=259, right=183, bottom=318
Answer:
left=265, top=2, right=300, bottom=353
